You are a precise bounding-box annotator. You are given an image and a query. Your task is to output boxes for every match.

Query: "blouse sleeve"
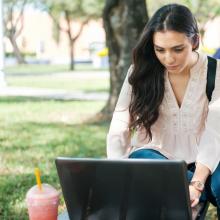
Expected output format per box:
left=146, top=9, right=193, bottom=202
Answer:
left=106, top=65, right=133, bottom=158
left=196, top=59, right=220, bottom=173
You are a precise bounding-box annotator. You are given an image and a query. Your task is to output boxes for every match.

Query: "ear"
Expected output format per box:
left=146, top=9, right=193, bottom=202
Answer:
left=192, top=34, right=200, bottom=50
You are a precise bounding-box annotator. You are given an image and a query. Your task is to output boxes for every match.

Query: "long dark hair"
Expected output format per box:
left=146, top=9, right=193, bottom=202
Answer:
left=128, top=4, right=199, bottom=140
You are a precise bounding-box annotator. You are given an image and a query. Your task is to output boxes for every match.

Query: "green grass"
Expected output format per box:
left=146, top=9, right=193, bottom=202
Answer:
left=4, top=64, right=69, bottom=75
left=5, top=74, right=109, bottom=93
left=0, top=97, right=108, bottom=220
left=4, top=64, right=109, bottom=92
left=4, top=63, right=108, bottom=75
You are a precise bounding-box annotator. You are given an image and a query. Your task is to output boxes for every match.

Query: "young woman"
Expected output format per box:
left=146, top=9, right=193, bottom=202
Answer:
left=106, top=3, right=220, bottom=216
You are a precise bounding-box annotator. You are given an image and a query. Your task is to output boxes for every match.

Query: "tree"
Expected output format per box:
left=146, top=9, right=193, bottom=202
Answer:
left=183, top=0, right=220, bottom=39
left=100, top=0, right=148, bottom=119
left=42, top=0, right=104, bottom=70
left=3, top=0, right=28, bottom=64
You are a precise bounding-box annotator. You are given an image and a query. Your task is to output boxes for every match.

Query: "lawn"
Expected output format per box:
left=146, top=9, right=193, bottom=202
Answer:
left=4, top=64, right=109, bottom=93
left=4, top=63, right=108, bottom=75
left=0, top=97, right=108, bottom=219
left=5, top=74, right=109, bottom=93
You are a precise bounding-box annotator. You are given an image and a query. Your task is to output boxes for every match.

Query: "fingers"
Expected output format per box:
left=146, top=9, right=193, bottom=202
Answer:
left=189, top=185, right=201, bottom=208
left=191, top=197, right=199, bottom=208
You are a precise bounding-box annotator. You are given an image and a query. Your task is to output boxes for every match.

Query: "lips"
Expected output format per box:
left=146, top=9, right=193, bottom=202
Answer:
left=166, top=65, right=179, bottom=70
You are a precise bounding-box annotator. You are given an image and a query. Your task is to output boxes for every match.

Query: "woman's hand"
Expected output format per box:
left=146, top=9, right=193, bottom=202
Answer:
left=189, top=162, right=210, bottom=208
left=189, top=185, right=201, bottom=207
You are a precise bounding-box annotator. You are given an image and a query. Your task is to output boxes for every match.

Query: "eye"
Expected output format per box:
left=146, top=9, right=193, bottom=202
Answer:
left=155, top=48, right=165, bottom=53
left=174, top=48, right=184, bottom=53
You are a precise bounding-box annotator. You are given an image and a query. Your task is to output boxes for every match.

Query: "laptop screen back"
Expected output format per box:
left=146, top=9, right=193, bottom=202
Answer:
left=55, top=158, right=192, bottom=220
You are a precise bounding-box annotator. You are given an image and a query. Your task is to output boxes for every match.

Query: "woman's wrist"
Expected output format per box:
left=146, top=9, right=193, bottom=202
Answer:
left=191, top=162, right=210, bottom=185
left=189, top=180, right=204, bottom=192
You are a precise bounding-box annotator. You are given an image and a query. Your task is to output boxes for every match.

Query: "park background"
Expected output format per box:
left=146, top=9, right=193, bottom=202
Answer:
left=1, top=0, right=220, bottom=219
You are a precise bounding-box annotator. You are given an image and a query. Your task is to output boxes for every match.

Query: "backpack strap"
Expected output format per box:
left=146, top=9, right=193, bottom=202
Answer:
left=206, top=56, right=217, bottom=101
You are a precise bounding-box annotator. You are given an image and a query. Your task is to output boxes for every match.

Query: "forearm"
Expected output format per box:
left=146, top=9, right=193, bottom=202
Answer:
left=191, top=162, right=211, bottom=183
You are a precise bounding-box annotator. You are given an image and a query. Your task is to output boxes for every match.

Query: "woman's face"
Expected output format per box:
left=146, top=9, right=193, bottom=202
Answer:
left=153, top=30, right=196, bottom=74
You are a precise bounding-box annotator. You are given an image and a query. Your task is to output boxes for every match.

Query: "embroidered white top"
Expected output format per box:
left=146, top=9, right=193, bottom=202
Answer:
left=106, top=52, right=220, bottom=173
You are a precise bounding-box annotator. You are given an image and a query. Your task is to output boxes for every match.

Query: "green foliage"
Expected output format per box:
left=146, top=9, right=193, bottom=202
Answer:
left=81, top=0, right=105, bottom=18
left=147, top=0, right=220, bottom=26
left=3, top=0, right=25, bottom=37
left=43, top=0, right=104, bottom=20
left=3, top=0, right=35, bottom=32
left=180, top=0, right=220, bottom=27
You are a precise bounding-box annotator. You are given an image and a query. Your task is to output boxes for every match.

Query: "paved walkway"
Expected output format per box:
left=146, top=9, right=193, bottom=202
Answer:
left=0, top=86, right=108, bottom=101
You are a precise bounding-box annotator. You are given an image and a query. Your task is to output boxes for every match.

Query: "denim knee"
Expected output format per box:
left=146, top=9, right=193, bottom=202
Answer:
left=129, top=149, right=167, bottom=160
left=187, top=170, right=193, bottom=183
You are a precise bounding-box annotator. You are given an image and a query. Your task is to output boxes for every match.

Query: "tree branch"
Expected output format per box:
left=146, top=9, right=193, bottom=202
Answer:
left=73, top=18, right=89, bottom=42
left=14, top=14, right=24, bottom=39
left=64, top=10, right=72, bottom=42
left=9, top=5, right=14, bottom=30
left=49, top=11, right=69, bottom=33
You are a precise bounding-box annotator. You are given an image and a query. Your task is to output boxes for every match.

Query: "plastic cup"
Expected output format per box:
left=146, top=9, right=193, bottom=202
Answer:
left=26, top=183, right=60, bottom=220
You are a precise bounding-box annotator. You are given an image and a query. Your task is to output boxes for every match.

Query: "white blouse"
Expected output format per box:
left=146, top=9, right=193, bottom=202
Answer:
left=106, top=52, right=220, bottom=173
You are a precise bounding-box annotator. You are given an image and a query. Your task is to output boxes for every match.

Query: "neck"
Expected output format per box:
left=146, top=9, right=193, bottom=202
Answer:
left=190, top=51, right=199, bottom=69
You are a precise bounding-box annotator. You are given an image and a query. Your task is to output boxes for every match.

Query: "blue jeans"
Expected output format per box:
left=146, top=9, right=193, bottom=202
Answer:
left=129, top=149, right=220, bottom=209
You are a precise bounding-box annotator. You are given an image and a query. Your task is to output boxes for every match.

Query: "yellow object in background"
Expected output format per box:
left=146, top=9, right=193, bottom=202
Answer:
left=97, top=47, right=108, bottom=57
left=201, top=46, right=216, bottom=55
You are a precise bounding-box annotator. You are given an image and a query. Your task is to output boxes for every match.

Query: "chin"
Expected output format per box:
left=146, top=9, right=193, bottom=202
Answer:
left=168, top=65, right=184, bottom=74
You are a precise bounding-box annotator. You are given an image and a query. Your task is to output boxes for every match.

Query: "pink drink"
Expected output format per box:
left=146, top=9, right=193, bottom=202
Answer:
left=26, top=184, right=60, bottom=220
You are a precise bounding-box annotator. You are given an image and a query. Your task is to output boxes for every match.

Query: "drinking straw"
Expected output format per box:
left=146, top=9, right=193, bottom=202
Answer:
left=34, top=168, right=42, bottom=191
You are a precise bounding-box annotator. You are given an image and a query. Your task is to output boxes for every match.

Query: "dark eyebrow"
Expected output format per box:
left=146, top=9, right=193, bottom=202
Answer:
left=154, top=44, right=185, bottom=49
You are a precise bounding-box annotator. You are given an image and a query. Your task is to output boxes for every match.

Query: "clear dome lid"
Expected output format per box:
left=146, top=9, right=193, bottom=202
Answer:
left=26, top=184, right=60, bottom=201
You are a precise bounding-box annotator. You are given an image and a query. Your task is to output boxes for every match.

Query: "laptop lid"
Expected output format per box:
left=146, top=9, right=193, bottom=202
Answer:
left=55, top=158, right=192, bottom=220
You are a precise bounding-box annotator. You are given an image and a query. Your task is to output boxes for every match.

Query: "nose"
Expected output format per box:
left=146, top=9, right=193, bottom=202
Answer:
left=165, top=52, right=175, bottom=65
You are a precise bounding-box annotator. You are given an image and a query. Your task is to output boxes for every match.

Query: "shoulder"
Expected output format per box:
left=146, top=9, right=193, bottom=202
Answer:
left=198, top=52, right=220, bottom=78
left=124, top=64, right=134, bottom=82
left=128, top=64, right=134, bottom=75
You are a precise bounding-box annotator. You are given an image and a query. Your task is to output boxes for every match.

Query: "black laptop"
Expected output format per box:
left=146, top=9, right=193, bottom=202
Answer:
left=55, top=158, right=197, bottom=220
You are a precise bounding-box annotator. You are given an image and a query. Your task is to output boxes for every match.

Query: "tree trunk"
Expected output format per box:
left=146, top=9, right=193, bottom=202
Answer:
left=99, top=0, right=148, bottom=120
left=9, top=35, right=26, bottom=64
left=70, top=39, right=75, bottom=70
left=64, top=11, right=88, bottom=71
